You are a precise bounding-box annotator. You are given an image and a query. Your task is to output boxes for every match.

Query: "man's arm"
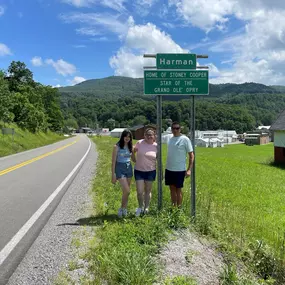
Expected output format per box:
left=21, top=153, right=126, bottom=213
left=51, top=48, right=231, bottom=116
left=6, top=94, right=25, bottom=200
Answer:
left=186, top=151, right=194, bottom=177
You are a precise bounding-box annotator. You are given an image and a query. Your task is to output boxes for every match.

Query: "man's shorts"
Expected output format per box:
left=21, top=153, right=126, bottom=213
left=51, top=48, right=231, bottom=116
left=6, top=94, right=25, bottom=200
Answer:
left=165, top=169, right=186, bottom=188
left=115, top=162, right=133, bottom=179
left=134, top=169, right=156, bottom=181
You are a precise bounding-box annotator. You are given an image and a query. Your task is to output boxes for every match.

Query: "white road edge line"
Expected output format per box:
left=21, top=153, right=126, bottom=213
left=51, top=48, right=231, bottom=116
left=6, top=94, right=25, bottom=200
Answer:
left=0, top=139, right=92, bottom=266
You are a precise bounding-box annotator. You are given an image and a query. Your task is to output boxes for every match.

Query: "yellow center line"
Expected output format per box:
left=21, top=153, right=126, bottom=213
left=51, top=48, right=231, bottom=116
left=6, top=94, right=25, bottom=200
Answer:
left=0, top=139, right=78, bottom=177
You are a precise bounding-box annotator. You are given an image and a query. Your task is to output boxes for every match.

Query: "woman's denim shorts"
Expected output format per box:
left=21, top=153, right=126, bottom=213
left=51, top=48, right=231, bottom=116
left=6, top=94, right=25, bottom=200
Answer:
left=134, top=169, right=156, bottom=181
left=115, top=162, right=133, bottom=179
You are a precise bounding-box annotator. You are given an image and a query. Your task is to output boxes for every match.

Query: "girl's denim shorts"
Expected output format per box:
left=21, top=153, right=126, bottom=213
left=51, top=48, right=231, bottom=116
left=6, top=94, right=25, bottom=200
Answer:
left=115, top=162, right=133, bottom=179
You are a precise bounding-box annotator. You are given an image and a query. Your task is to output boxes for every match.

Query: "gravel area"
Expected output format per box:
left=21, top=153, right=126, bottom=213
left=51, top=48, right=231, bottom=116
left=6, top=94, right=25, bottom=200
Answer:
left=159, top=229, right=224, bottom=285
left=6, top=141, right=97, bottom=285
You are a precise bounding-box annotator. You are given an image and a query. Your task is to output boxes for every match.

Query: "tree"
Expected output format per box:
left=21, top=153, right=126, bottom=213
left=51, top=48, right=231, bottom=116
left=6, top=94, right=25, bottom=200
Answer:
left=64, top=118, right=78, bottom=129
left=8, top=61, right=34, bottom=91
left=0, top=74, right=14, bottom=123
left=107, top=118, right=116, bottom=129
left=131, top=115, right=147, bottom=126
left=41, top=86, right=64, bottom=131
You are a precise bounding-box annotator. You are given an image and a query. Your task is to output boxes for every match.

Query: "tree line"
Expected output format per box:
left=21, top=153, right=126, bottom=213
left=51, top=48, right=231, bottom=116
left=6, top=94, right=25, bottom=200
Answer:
left=60, top=94, right=264, bottom=134
left=0, top=61, right=63, bottom=132
left=60, top=90, right=285, bottom=134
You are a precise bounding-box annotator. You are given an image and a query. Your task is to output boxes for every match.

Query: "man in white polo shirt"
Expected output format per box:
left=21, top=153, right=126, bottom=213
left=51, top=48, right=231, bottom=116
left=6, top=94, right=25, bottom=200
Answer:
left=165, top=121, right=194, bottom=207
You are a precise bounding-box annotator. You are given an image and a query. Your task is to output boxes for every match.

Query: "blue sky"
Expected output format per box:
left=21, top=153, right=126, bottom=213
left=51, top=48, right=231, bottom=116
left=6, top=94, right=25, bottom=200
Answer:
left=1, top=0, right=285, bottom=86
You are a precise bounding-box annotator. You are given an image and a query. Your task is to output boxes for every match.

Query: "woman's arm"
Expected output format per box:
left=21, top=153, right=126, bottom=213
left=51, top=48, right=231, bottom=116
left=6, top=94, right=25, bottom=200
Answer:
left=111, top=145, right=118, bottom=184
left=131, top=146, right=136, bottom=163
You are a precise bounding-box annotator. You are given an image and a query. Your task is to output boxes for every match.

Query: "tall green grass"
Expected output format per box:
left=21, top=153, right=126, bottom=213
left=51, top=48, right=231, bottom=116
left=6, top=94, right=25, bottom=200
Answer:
left=0, top=122, right=65, bottom=157
left=193, top=143, right=285, bottom=282
left=194, top=144, right=285, bottom=251
left=77, top=137, right=190, bottom=285
left=82, top=137, right=284, bottom=284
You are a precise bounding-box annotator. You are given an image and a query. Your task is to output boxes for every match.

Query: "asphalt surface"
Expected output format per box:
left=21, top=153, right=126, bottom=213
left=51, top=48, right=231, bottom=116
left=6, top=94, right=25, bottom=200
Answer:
left=0, top=134, right=93, bottom=285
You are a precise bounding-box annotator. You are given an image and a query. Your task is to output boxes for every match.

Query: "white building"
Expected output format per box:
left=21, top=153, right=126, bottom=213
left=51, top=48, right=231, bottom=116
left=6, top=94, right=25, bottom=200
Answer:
left=110, top=128, right=126, bottom=138
left=196, top=138, right=209, bottom=147
left=195, top=130, right=237, bottom=144
left=257, top=126, right=271, bottom=130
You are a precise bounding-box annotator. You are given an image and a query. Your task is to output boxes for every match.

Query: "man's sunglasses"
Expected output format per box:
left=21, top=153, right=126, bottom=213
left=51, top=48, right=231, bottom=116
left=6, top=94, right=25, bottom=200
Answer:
left=172, top=127, right=180, bottom=130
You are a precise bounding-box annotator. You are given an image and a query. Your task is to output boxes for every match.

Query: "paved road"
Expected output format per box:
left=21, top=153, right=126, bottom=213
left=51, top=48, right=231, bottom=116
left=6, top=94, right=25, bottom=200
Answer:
left=0, top=135, right=91, bottom=285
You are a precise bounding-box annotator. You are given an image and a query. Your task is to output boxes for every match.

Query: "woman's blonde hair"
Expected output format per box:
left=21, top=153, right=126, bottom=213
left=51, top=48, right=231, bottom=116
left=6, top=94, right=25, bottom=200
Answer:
left=144, top=128, right=156, bottom=135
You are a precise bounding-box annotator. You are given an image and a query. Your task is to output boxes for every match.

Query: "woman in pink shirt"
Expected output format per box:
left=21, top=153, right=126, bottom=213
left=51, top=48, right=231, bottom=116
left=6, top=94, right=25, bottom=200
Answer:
left=133, top=128, right=157, bottom=216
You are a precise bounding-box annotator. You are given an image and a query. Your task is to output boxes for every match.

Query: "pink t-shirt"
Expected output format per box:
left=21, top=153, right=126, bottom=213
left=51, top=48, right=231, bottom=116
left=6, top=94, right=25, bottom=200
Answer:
left=134, top=139, right=157, bottom=171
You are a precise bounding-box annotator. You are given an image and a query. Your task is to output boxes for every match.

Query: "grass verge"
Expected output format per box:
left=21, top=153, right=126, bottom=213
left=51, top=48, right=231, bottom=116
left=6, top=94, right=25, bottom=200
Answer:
left=0, top=122, right=66, bottom=157
left=63, top=137, right=284, bottom=284
left=74, top=136, right=190, bottom=285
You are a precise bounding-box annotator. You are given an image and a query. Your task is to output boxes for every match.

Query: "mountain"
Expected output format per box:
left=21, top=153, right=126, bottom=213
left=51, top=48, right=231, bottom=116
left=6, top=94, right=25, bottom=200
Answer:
left=59, top=76, right=143, bottom=98
left=59, top=76, right=280, bottom=98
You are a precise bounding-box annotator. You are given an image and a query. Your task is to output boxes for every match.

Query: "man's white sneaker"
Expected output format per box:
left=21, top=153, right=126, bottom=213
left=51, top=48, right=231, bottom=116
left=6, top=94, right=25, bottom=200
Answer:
left=144, top=208, right=149, bottom=214
left=135, top=208, right=143, bottom=217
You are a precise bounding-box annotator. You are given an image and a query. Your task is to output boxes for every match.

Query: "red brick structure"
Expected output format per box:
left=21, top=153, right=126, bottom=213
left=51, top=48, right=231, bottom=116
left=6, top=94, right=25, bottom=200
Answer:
left=270, top=110, right=285, bottom=164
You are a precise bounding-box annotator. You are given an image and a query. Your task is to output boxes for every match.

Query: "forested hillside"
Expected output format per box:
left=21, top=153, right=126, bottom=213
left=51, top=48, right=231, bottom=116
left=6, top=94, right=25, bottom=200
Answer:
left=59, top=76, right=285, bottom=133
left=0, top=61, right=63, bottom=133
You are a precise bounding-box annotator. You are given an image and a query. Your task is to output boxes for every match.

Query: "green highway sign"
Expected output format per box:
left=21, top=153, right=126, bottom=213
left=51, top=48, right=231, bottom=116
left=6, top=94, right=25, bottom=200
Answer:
left=144, top=70, right=209, bottom=95
left=156, top=53, right=196, bottom=69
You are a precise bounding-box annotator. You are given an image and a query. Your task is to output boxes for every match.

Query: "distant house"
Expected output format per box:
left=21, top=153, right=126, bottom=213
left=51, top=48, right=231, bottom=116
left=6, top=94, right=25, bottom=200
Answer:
left=244, top=133, right=270, bottom=145
left=195, top=137, right=224, bottom=148
left=130, top=125, right=156, bottom=140
left=196, top=138, right=209, bottom=148
left=270, top=110, right=285, bottom=164
left=194, top=130, right=237, bottom=144
left=76, top=127, right=92, bottom=133
left=111, top=128, right=126, bottom=138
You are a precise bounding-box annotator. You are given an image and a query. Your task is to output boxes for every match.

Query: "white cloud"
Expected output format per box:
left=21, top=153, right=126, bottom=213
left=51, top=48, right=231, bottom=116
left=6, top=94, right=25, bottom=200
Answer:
left=46, top=59, right=77, bottom=76
left=61, top=0, right=95, bottom=7
left=0, top=43, right=12, bottom=56
left=70, top=76, right=86, bottom=85
left=60, top=13, right=132, bottom=36
left=52, top=84, right=62, bottom=88
left=76, top=27, right=101, bottom=36
left=92, top=36, right=109, bottom=42
left=209, top=7, right=285, bottom=85
left=31, top=56, right=43, bottom=66
left=73, top=44, right=87, bottom=48
left=167, top=1, right=285, bottom=84
left=0, top=6, right=4, bottom=17
left=110, top=23, right=188, bottom=77
left=170, top=0, right=234, bottom=32
left=134, top=0, right=158, bottom=16
left=101, top=0, right=127, bottom=13
left=62, top=0, right=126, bottom=12
left=110, top=49, right=145, bottom=78
left=125, top=23, right=186, bottom=53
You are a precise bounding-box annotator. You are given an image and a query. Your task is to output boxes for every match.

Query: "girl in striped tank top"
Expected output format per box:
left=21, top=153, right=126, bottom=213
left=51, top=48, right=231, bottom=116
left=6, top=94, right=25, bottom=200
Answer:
left=111, top=129, right=135, bottom=217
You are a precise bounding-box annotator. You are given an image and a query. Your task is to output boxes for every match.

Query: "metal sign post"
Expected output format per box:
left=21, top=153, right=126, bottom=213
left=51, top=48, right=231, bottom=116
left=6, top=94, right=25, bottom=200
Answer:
left=157, top=95, right=163, bottom=210
left=191, top=96, right=196, bottom=218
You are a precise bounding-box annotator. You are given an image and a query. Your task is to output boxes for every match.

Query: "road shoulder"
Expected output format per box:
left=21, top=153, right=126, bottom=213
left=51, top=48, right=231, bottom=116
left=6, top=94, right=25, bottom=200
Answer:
left=6, top=140, right=97, bottom=285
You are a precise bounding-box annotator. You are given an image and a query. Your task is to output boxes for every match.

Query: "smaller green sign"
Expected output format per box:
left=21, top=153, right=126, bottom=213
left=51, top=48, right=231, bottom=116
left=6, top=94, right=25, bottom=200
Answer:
left=2, top=128, right=15, bottom=135
left=156, top=53, right=196, bottom=69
